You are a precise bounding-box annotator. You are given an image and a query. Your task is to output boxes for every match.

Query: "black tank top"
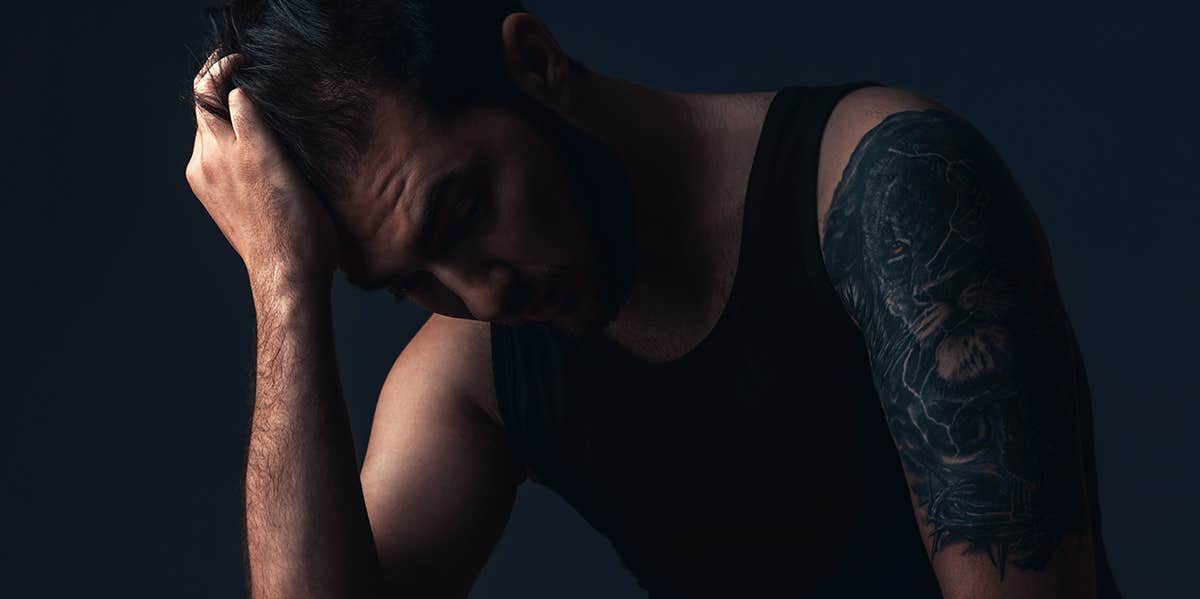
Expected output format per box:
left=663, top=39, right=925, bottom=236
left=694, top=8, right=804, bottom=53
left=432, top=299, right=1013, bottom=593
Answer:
left=489, top=83, right=1116, bottom=598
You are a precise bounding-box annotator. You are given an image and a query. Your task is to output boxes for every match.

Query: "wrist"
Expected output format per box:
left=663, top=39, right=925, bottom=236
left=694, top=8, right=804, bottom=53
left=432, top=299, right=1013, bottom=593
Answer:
left=247, top=260, right=333, bottom=306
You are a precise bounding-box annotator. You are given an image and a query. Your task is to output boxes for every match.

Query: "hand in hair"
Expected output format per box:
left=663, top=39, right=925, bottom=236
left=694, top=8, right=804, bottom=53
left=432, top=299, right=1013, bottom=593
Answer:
left=186, top=50, right=340, bottom=292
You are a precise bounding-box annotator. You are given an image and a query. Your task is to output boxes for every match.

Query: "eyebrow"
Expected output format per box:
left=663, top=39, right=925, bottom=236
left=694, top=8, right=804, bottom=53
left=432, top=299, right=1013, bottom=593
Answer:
left=345, top=173, right=455, bottom=293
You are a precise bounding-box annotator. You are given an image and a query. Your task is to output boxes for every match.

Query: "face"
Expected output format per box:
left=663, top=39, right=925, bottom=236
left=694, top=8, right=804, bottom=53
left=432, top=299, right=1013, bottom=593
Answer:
left=332, top=90, right=637, bottom=335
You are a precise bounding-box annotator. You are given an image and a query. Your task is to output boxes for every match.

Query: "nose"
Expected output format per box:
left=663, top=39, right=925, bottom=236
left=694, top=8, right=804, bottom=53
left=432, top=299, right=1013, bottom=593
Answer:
left=429, top=256, right=518, bottom=322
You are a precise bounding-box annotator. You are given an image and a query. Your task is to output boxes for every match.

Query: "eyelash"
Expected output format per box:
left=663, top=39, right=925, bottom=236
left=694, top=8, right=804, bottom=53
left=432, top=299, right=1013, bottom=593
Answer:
left=394, top=170, right=491, bottom=304
left=439, top=189, right=488, bottom=252
left=461, top=193, right=487, bottom=233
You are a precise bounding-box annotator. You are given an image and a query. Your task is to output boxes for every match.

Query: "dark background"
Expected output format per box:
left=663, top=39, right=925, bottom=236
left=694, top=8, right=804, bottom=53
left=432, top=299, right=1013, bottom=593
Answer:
left=5, top=1, right=1195, bottom=597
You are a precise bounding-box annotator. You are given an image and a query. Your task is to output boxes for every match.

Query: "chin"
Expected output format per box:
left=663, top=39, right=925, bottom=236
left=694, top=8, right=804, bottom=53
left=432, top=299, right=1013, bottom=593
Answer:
left=554, top=293, right=618, bottom=337
left=501, top=272, right=625, bottom=335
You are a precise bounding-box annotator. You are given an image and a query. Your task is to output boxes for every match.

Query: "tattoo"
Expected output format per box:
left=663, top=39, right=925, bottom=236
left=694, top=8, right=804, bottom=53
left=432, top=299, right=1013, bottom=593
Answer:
left=821, top=110, right=1088, bottom=576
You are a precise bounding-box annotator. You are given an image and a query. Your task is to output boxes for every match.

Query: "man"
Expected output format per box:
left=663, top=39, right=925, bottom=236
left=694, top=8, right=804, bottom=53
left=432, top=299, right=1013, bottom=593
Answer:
left=185, top=1, right=1122, bottom=597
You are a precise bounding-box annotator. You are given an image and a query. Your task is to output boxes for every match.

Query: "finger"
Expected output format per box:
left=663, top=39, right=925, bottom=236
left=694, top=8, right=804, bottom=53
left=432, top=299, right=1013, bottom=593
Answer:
left=194, top=98, right=234, bottom=144
left=195, top=52, right=241, bottom=95
left=227, top=87, right=262, bottom=142
left=193, top=53, right=243, bottom=142
left=193, top=49, right=221, bottom=87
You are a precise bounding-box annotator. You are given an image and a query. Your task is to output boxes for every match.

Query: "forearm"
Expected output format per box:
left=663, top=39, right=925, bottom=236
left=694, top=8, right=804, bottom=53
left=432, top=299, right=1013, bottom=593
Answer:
left=185, top=49, right=384, bottom=599
left=244, top=269, right=384, bottom=598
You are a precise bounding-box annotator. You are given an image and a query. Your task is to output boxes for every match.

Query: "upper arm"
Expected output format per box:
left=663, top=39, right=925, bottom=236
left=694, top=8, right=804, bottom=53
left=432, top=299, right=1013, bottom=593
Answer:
left=360, top=313, right=525, bottom=598
left=817, top=89, right=1097, bottom=597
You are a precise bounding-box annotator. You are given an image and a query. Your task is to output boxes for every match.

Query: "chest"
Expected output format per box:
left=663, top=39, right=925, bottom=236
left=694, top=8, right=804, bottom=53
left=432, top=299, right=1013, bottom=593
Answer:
left=518, top=312, right=887, bottom=534
left=488, top=287, right=921, bottom=590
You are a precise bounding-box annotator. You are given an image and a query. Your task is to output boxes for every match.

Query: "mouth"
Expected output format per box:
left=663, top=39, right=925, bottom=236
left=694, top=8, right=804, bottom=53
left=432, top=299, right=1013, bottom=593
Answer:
left=492, top=283, right=548, bottom=324
left=526, top=281, right=580, bottom=324
left=498, top=274, right=584, bottom=326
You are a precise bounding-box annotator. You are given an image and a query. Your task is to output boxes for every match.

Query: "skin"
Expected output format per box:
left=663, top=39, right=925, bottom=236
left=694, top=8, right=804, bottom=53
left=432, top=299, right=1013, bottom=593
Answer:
left=185, top=11, right=1105, bottom=599
left=816, top=88, right=1101, bottom=597
left=332, top=15, right=768, bottom=353
left=188, top=52, right=381, bottom=598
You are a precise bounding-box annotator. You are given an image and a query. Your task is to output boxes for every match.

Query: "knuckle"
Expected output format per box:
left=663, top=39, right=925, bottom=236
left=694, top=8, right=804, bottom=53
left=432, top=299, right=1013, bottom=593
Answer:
left=185, top=164, right=208, bottom=193
left=185, top=154, right=202, bottom=179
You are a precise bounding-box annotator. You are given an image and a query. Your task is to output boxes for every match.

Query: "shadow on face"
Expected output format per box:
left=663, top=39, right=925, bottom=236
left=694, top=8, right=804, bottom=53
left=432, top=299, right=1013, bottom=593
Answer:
left=331, top=88, right=638, bottom=335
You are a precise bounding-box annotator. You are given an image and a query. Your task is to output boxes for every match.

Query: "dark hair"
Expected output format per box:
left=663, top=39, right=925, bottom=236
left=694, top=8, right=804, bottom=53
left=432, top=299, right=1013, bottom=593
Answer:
left=188, top=0, right=528, bottom=205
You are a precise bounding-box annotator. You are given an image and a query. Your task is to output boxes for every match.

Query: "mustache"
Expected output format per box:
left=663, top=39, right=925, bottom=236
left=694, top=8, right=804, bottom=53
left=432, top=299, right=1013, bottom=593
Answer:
left=507, top=264, right=577, bottom=315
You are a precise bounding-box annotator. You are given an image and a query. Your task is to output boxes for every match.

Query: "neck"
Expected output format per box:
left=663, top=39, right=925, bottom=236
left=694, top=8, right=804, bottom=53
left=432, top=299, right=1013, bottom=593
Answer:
left=564, top=70, right=708, bottom=224
left=557, top=69, right=771, bottom=337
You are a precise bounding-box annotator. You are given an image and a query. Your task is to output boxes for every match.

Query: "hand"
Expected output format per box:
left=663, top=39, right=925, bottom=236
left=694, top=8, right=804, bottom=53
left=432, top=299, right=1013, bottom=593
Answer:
left=185, top=52, right=339, bottom=291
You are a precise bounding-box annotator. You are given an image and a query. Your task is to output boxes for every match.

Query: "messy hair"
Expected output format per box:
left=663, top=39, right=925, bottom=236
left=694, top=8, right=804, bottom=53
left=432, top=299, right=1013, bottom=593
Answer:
left=187, top=0, right=526, bottom=204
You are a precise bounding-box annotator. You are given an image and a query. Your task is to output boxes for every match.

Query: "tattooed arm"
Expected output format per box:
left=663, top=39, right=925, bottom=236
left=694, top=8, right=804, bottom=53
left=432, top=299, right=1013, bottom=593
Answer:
left=818, top=97, right=1098, bottom=598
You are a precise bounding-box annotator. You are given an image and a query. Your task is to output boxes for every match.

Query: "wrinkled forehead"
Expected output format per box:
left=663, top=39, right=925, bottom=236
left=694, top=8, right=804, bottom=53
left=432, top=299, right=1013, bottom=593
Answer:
left=342, top=91, right=441, bottom=205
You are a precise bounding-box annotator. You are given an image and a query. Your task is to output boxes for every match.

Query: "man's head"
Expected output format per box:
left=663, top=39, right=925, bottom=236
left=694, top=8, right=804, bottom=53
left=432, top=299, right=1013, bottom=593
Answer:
left=191, top=0, right=638, bottom=334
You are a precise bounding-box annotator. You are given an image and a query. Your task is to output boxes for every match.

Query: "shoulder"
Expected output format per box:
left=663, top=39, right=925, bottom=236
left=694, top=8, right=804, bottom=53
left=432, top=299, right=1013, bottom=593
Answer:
left=384, top=313, right=503, bottom=428
left=812, top=85, right=1052, bottom=328
left=816, top=85, right=966, bottom=242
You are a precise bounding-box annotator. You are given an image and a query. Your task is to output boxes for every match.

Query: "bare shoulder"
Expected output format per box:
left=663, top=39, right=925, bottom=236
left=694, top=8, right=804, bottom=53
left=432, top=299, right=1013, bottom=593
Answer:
left=363, top=313, right=522, bottom=595
left=379, top=313, right=503, bottom=429
left=816, top=86, right=951, bottom=242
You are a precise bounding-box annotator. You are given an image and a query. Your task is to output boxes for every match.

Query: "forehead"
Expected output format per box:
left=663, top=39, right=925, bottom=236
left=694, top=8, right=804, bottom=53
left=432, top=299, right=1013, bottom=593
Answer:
left=334, top=91, right=505, bottom=286
left=341, top=92, right=519, bottom=211
left=345, top=91, right=439, bottom=204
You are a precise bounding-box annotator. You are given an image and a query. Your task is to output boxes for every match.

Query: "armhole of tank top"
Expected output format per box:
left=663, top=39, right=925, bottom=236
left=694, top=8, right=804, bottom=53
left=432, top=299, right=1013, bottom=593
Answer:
left=795, top=81, right=887, bottom=308
left=488, top=322, right=528, bottom=472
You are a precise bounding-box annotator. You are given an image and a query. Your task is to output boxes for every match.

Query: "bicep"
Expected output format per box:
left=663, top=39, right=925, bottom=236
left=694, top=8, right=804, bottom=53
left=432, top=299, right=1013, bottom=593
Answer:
left=820, top=109, right=1097, bottom=597
left=361, top=315, right=523, bottom=598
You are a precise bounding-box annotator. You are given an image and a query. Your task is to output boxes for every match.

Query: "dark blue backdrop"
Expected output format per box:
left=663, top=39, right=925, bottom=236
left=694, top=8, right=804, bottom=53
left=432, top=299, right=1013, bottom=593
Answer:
left=4, top=1, right=1194, bottom=597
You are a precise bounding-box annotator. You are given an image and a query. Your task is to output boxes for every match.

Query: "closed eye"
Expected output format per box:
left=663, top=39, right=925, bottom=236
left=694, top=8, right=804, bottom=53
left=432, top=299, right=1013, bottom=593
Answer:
left=435, top=161, right=492, bottom=252
left=456, top=192, right=488, bottom=236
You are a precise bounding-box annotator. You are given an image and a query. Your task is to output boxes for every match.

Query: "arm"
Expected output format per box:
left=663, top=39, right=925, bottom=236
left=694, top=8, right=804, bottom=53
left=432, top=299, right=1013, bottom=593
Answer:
left=819, top=101, right=1097, bottom=597
left=244, top=270, right=386, bottom=598
left=186, top=52, right=380, bottom=597
left=360, top=314, right=525, bottom=598
left=188, top=53, right=521, bottom=597
left=247, top=292, right=521, bottom=599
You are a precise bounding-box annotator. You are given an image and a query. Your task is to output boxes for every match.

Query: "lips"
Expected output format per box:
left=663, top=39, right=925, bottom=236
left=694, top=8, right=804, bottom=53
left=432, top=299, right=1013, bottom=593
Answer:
left=496, top=283, right=544, bottom=324
left=502, top=278, right=575, bottom=324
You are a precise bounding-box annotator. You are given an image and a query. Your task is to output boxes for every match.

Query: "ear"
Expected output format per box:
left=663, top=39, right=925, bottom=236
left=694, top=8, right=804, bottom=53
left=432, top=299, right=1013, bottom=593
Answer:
left=500, top=12, right=571, bottom=109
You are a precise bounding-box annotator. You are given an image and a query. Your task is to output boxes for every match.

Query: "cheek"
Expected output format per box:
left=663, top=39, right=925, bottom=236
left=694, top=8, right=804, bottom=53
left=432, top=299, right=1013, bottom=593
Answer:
left=492, top=147, right=591, bottom=263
